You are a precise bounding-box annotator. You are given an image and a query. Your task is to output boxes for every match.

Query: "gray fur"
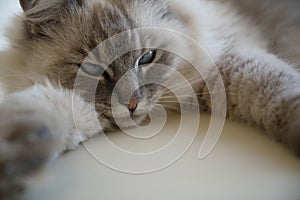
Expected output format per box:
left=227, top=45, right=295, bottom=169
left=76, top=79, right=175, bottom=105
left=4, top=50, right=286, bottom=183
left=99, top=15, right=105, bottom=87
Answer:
left=0, top=0, right=300, bottom=198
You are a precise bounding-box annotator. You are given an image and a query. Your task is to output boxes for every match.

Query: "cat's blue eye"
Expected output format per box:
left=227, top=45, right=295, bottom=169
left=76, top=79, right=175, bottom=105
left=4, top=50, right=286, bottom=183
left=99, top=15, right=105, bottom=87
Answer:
left=138, top=50, right=156, bottom=66
left=80, top=63, right=106, bottom=77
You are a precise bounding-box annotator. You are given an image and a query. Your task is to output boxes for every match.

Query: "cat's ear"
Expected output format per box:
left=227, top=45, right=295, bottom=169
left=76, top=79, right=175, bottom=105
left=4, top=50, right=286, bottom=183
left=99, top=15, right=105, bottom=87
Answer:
left=20, top=0, right=84, bottom=12
left=19, top=0, right=34, bottom=11
left=21, top=0, right=84, bottom=39
left=19, top=0, right=40, bottom=12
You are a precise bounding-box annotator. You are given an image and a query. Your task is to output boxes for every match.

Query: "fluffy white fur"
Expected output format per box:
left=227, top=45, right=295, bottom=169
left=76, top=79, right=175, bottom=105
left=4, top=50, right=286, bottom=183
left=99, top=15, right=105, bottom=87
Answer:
left=0, top=0, right=299, bottom=154
left=0, top=0, right=300, bottom=198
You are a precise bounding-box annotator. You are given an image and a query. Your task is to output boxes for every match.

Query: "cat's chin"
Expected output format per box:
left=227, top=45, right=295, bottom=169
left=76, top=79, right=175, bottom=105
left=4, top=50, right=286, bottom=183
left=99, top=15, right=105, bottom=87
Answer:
left=114, top=114, right=147, bottom=129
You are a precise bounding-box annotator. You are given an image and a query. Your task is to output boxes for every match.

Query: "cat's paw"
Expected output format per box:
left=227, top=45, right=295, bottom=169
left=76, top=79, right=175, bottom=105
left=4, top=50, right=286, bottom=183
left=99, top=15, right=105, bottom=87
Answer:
left=0, top=99, right=66, bottom=199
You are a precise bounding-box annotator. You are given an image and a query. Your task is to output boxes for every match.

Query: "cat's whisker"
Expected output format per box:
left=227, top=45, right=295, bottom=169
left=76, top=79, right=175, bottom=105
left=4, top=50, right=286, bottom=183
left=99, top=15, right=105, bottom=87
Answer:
left=157, top=104, right=180, bottom=111
left=163, top=77, right=202, bottom=91
left=159, top=103, right=209, bottom=111
left=160, top=88, right=227, bottom=98
left=158, top=100, right=200, bottom=106
left=162, top=77, right=219, bottom=94
left=148, top=108, right=168, bottom=115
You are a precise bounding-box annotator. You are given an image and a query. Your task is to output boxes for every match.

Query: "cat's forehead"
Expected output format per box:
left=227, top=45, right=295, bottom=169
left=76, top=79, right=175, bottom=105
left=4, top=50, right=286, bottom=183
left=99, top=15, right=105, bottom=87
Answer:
left=27, top=0, right=178, bottom=65
left=91, top=2, right=136, bottom=37
left=57, top=1, right=147, bottom=52
left=24, top=0, right=174, bottom=45
left=59, top=0, right=171, bottom=42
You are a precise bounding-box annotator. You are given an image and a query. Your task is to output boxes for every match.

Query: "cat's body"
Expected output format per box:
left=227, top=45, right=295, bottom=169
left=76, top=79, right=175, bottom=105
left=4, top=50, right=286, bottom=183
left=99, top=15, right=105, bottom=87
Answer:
left=0, top=0, right=300, bottom=198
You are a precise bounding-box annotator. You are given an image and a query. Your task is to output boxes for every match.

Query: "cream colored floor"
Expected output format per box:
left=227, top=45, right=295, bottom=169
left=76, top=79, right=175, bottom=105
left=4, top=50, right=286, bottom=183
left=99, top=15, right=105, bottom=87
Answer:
left=1, top=1, right=300, bottom=200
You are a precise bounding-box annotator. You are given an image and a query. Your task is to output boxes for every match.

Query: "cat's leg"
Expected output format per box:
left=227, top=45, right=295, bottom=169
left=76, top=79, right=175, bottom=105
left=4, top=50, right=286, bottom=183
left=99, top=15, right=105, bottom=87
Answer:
left=205, top=49, right=300, bottom=154
left=0, top=80, right=100, bottom=198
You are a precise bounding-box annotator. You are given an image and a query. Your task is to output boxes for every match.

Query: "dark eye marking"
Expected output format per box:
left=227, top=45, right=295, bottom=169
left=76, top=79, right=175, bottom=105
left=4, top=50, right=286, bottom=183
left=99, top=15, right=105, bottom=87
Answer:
left=79, top=63, right=110, bottom=79
left=138, top=50, right=156, bottom=66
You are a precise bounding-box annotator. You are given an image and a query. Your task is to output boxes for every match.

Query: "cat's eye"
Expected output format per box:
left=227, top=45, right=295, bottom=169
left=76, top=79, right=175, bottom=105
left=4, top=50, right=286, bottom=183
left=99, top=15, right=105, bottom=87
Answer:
left=138, top=50, right=156, bottom=66
left=80, top=63, right=106, bottom=77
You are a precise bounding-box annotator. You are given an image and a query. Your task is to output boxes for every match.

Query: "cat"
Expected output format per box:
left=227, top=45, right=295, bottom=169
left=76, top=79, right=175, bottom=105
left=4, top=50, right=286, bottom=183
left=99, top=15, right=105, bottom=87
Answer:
left=0, top=0, right=300, bottom=198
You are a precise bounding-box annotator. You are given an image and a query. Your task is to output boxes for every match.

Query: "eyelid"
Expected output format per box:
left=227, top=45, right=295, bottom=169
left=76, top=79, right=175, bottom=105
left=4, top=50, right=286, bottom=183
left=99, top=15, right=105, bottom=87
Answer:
left=79, top=62, right=112, bottom=79
left=139, top=49, right=155, bottom=58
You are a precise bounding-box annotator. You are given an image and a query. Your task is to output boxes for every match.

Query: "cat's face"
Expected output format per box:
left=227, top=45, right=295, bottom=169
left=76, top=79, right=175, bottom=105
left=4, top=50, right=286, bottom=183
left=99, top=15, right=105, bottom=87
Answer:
left=19, top=0, right=189, bottom=130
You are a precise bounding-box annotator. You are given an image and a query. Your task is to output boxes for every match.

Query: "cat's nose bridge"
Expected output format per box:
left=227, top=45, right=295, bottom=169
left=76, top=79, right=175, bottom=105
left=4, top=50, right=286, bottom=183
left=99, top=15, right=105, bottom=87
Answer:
left=120, top=88, right=143, bottom=111
left=128, top=90, right=142, bottom=112
left=116, top=72, right=143, bottom=111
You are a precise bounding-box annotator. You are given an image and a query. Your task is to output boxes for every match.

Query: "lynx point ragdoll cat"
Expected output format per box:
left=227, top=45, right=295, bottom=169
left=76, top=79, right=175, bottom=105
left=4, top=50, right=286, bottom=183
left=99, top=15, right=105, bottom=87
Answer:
left=0, top=0, right=300, bottom=197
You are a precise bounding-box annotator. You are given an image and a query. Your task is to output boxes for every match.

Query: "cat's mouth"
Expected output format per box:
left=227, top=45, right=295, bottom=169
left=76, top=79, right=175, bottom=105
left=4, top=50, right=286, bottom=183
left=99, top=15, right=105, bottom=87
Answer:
left=113, top=113, right=148, bottom=129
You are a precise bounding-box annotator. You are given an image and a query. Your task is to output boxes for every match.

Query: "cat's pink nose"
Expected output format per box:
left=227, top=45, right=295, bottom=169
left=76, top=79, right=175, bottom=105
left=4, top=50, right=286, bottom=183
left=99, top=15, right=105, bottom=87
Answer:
left=128, top=98, right=139, bottom=112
